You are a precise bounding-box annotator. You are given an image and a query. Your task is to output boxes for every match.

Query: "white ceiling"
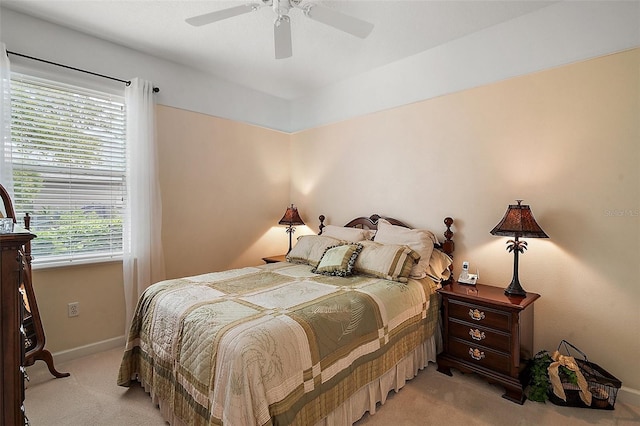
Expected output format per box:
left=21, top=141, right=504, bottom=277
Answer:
left=2, top=0, right=557, bottom=100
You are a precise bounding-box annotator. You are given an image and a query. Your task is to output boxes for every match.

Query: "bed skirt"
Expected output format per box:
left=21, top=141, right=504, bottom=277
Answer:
left=138, top=326, right=441, bottom=426
left=314, top=326, right=441, bottom=426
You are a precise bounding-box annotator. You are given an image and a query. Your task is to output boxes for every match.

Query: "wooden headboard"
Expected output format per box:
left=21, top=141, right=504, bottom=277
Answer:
left=318, top=213, right=455, bottom=258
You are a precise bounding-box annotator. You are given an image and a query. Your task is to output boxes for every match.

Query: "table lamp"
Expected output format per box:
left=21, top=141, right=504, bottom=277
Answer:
left=490, top=200, right=548, bottom=297
left=278, top=204, right=305, bottom=253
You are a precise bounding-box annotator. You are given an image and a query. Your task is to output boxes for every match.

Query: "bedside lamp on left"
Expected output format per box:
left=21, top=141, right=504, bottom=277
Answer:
left=278, top=204, right=305, bottom=254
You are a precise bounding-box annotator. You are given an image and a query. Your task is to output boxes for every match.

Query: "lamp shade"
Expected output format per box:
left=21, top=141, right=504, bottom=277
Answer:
left=278, top=204, right=305, bottom=226
left=490, top=200, right=548, bottom=239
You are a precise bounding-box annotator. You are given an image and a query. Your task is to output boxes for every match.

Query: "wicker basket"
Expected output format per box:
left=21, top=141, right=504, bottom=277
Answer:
left=548, top=340, right=621, bottom=410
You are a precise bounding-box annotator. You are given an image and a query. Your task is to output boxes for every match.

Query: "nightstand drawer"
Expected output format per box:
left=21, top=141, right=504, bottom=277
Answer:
left=449, top=337, right=511, bottom=375
left=448, top=299, right=511, bottom=332
left=448, top=319, right=511, bottom=353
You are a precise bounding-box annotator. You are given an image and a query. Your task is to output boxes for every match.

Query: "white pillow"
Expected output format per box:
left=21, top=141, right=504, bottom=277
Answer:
left=426, top=248, right=453, bottom=282
left=373, top=218, right=437, bottom=279
left=286, top=235, right=342, bottom=267
left=321, top=225, right=375, bottom=242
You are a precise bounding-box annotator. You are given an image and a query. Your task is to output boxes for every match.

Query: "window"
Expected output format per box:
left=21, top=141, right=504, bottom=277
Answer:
left=10, top=73, right=126, bottom=267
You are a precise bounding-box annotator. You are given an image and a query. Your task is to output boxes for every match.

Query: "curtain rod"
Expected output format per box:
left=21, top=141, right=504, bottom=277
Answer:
left=6, top=50, right=160, bottom=93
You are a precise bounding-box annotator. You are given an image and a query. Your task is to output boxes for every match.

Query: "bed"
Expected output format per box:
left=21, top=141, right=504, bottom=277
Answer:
left=118, top=214, right=454, bottom=425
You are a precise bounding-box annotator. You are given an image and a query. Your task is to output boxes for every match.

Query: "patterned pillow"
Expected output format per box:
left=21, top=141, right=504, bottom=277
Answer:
left=353, top=240, right=421, bottom=283
left=312, top=243, right=363, bottom=276
left=374, top=218, right=437, bottom=279
left=287, top=235, right=343, bottom=267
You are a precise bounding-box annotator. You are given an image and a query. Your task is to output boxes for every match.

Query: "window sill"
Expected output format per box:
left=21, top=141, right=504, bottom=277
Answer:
left=32, top=254, right=123, bottom=271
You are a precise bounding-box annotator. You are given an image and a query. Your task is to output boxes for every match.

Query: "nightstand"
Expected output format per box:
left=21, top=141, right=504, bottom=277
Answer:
left=262, top=254, right=287, bottom=264
left=436, top=282, right=540, bottom=404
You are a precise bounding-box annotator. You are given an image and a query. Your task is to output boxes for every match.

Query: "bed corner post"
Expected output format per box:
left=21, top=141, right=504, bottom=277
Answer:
left=443, top=217, right=454, bottom=276
left=318, top=215, right=325, bottom=235
left=443, top=217, right=454, bottom=251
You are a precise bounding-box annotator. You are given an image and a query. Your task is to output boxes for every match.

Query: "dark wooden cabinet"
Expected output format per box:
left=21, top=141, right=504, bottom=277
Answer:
left=1, top=184, right=69, bottom=425
left=437, top=282, right=539, bottom=404
left=1, top=231, right=35, bottom=426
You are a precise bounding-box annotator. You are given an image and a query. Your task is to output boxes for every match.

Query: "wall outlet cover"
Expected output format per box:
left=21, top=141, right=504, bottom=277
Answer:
left=68, top=302, right=79, bottom=317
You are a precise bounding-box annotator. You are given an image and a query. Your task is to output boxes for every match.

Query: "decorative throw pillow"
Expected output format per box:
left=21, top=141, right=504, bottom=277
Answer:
left=312, top=243, right=363, bottom=276
left=287, top=235, right=342, bottom=267
left=321, top=225, right=375, bottom=242
left=353, top=240, right=420, bottom=283
left=374, top=218, right=437, bottom=279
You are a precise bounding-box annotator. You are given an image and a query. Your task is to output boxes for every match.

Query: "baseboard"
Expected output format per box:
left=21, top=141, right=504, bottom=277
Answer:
left=618, top=386, right=640, bottom=408
left=25, top=335, right=125, bottom=386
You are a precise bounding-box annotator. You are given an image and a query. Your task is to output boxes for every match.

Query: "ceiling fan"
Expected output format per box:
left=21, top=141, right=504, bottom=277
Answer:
left=186, top=0, right=374, bottom=59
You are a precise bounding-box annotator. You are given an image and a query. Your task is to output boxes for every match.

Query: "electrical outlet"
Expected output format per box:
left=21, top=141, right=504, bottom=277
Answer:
left=68, top=302, right=80, bottom=317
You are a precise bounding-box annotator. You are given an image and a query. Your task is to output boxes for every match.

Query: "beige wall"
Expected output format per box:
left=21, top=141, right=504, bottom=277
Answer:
left=155, top=105, right=291, bottom=278
left=31, top=261, right=124, bottom=354
left=29, top=107, right=291, bottom=357
left=291, top=49, right=639, bottom=392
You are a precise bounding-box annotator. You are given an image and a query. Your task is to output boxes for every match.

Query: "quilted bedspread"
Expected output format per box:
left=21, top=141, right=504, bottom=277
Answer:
left=118, top=261, right=440, bottom=426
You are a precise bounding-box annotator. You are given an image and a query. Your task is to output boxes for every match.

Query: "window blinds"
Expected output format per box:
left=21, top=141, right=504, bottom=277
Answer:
left=10, top=73, right=126, bottom=266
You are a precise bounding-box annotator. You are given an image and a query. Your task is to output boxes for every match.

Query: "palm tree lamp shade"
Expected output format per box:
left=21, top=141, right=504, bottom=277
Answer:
left=279, top=204, right=305, bottom=253
left=490, top=200, right=548, bottom=298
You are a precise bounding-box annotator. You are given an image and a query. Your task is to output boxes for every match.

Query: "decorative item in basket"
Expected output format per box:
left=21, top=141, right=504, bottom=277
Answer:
left=548, top=340, right=621, bottom=410
left=548, top=348, right=592, bottom=406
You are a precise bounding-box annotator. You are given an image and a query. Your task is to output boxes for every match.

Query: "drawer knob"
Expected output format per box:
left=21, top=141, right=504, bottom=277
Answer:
left=468, top=308, right=485, bottom=321
left=469, top=328, right=486, bottom=341
left=469, top=347, right=485, bottom=361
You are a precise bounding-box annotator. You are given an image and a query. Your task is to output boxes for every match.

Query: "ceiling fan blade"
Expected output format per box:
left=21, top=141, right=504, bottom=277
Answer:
left=186, top=4, right=258, bottom=27
left=303, top=4, right=374, bottom=38
left=274, top=15, right=292, bottom=59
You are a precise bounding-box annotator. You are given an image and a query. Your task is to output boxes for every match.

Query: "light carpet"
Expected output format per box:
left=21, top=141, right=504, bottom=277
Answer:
left=24, top=347, right=639, bottom=425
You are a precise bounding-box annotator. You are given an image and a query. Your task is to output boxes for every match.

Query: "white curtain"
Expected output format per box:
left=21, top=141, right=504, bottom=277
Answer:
left=123, top=78, right=165, bottom=334
left=0, top=43, right=13, bottom=195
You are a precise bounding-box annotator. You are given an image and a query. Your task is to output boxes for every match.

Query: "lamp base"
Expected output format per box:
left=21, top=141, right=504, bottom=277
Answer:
left=504, top=238, right=527, bottom=298
left=285, top=225, right=295, bottom=254
left=504, top=280, right=527, bottom=298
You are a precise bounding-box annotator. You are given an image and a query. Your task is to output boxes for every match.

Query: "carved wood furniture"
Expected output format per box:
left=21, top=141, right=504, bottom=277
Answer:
left=1, top=231, right=34, bottom=425
left=436, top=281, right=539, bottom=404
left=0, top=184, right=69, bottom=385
left=267, top=214, right=454, bottom=272
left=318, top=214, right=455, bottom=274
left=21, top=262, right=70, bottom=379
